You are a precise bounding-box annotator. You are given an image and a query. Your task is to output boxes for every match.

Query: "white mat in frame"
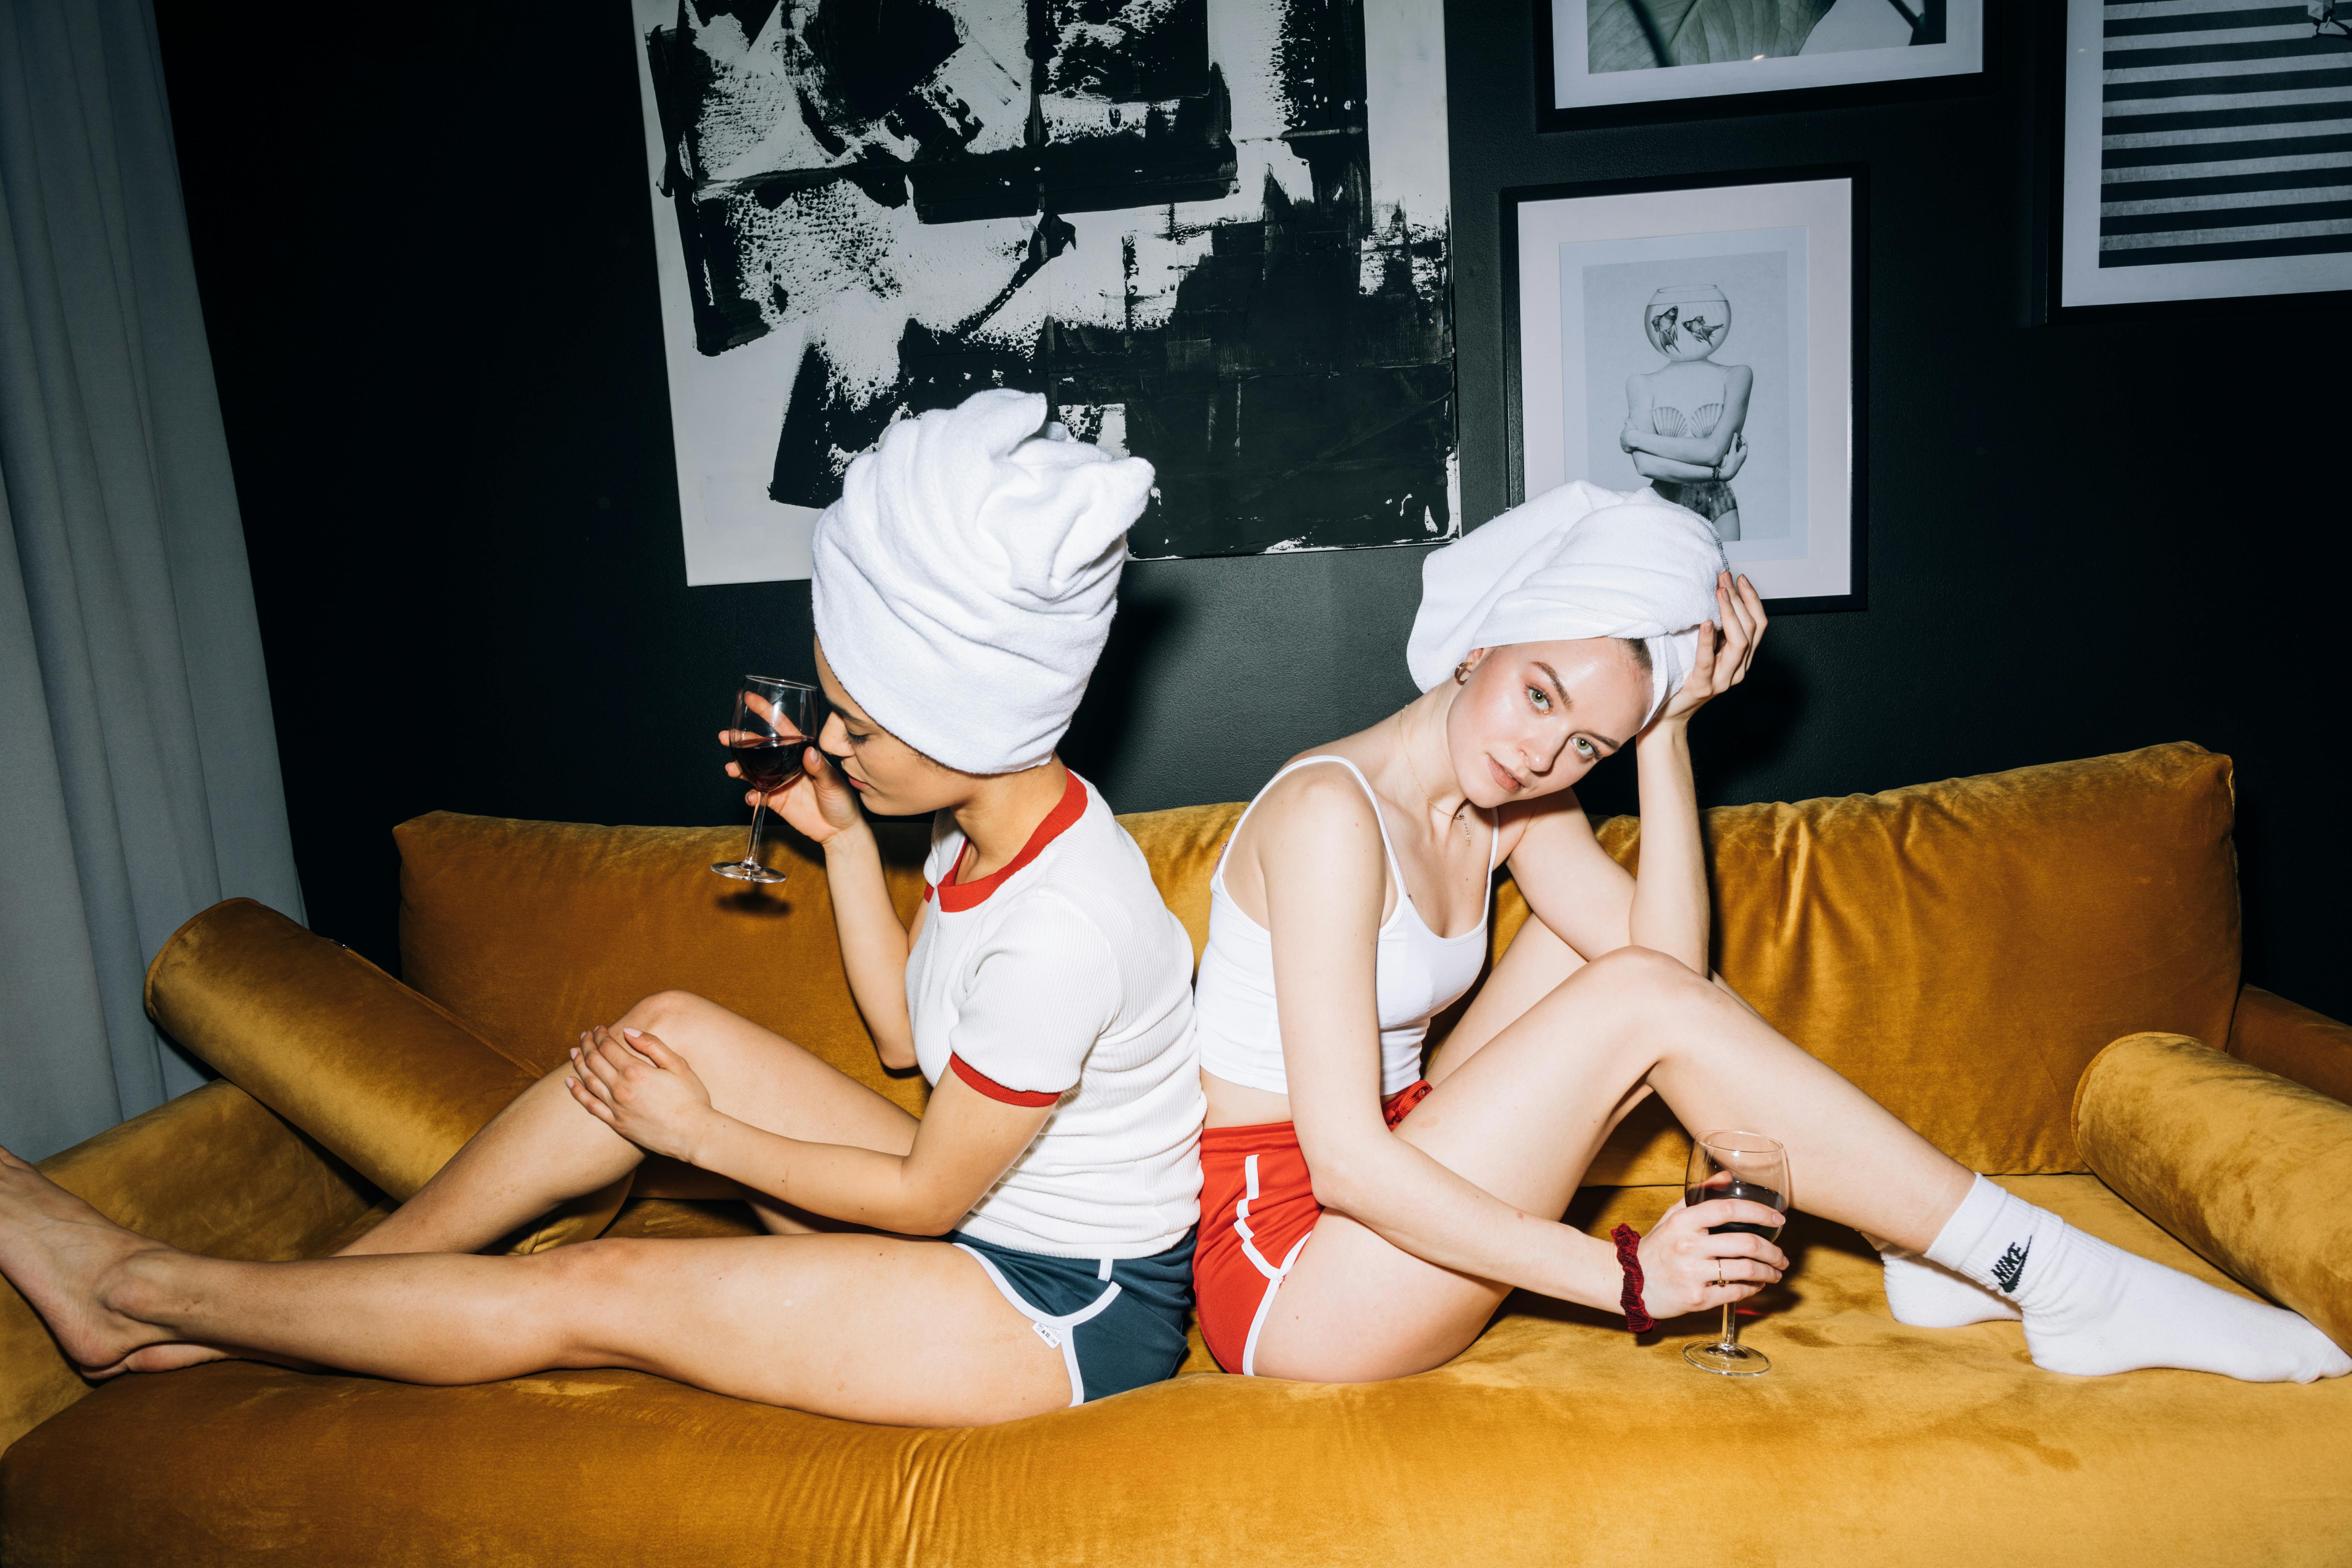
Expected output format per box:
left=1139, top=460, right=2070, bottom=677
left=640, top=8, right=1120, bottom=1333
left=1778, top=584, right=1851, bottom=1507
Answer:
left=1547, top=0, right=1984, bottom=114
left=1510, top=173, right=1861, bottom=608
left=2059, top=0, right=2352, bottom=310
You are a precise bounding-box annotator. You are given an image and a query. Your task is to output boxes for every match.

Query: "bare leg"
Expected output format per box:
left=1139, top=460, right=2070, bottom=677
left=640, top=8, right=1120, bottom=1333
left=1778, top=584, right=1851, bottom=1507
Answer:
left=0, top=1147, right=1068, bottom=1424
left=124, top=993, right=917, bottom=1373
left=346, top=991, right=917, bottom=1258
left=1255, top=944, right=1973, bottom=1381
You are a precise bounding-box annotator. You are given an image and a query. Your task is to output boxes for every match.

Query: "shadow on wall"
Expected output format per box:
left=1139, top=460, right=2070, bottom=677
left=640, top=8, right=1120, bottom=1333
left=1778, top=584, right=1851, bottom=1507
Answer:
left=1062, top=590, right=1189, bottom=791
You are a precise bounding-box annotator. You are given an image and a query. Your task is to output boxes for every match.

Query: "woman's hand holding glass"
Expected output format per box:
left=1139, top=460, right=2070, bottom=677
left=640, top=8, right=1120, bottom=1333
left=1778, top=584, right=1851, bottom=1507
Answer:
left=1634, top=1190, right=1789, bottom=1319
left=1653, top=570, right=1767, bottom=729
left=721, top=691, right=864, bottom=849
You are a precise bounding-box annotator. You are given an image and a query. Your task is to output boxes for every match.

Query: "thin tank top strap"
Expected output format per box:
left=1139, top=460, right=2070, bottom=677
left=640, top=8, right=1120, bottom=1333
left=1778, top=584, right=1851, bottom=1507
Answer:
left=1480, top=803, right=1501, bottom=924
left=1214, top=755, right=1407, bottom=894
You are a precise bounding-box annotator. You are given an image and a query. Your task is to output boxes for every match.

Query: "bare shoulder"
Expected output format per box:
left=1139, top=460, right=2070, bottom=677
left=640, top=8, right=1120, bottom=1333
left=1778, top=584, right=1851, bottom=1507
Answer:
left=1223, top=756, right=1390, bottom=926
left=1247, top=760, right=1385, bottom=857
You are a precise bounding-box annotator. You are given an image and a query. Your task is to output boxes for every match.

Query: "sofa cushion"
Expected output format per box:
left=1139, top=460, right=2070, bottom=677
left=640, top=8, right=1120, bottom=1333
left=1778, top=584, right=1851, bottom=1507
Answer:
left=6, top=1175, right=2342, bottom=1568
left=396, top=744, right=2239, bottom=1182
left=146, top=899, right=629, bottom=1249
left=1617, top=742, right=2239, bottom=1179
left=2076, top=1032, right=2352, bottom=1353
left=395, top=813, right=936, bottom=1112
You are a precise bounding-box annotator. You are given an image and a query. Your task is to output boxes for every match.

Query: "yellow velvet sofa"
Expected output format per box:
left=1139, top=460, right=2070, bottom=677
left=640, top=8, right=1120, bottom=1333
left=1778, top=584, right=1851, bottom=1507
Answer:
left=5, top=742, right=2350, bottom=1567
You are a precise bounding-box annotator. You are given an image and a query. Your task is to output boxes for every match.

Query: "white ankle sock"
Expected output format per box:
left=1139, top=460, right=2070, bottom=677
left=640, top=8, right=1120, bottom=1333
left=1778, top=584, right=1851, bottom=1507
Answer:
left=1878, top=1247, right=2019, bottom=1328
left=1924, top=1175, right=2352, bottom=1383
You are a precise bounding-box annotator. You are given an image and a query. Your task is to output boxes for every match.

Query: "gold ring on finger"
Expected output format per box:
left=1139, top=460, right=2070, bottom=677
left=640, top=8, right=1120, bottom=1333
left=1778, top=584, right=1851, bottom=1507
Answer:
left=1715, top=1262, right=1726, bottom=1288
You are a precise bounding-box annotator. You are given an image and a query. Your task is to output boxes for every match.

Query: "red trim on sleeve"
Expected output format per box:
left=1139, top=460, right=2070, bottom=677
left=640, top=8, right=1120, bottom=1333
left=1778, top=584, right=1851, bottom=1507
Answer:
left=935, top=771, right=1088, bottom=912
left=948, top=1052, right=1066, bottom=1107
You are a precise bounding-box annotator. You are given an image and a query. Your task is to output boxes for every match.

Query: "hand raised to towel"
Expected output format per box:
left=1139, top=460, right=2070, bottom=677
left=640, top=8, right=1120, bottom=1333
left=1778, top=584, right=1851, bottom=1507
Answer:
left=1654, top=571, right=1766, bottom=729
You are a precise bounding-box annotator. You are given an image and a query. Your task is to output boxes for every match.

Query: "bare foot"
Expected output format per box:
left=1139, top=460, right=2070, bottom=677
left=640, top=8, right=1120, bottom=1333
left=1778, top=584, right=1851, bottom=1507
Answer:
left=0, top=1144, right=174, bottom=1373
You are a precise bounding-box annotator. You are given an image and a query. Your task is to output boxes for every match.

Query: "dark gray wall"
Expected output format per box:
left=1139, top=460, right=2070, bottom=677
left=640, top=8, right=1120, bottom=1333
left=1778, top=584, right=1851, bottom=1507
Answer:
left=153, top=3, right=2350, bottom=1022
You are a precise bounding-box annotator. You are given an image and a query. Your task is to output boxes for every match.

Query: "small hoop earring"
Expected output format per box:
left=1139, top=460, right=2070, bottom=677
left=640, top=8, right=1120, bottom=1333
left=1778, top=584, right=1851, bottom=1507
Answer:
left=1453, top=660, right=1472, bottom=685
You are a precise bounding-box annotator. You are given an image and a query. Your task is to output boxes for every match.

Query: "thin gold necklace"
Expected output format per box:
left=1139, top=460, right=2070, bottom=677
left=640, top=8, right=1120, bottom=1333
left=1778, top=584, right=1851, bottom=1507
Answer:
left=1396, top=711, right=1472, bottom=847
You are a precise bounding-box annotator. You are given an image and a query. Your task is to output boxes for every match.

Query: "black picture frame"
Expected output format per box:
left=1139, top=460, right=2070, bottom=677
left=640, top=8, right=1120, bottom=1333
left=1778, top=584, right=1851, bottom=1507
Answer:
left=1500, top=165, right=1869, bottom=615
left=2034, top=0, right=2352, bottom=324
left=1535, top=0, right=2001, bottom=133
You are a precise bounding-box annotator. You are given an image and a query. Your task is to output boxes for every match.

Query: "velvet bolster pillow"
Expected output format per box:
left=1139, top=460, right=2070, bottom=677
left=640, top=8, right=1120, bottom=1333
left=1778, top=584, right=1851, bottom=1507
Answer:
left=145, top=899, right=626, bottom=1252
left=2074, top=1031, right=2352, bottom=1353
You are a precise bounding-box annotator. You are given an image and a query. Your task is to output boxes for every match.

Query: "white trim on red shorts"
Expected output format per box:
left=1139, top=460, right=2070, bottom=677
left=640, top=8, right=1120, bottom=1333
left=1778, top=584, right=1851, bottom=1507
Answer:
left=1232, top=1153, right=1311, bottom=1378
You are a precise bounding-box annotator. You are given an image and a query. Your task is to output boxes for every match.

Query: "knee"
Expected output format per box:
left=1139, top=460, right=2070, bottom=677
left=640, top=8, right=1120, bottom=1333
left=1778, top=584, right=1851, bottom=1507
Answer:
left=1551, top=946, right=1722, bottom=1028
left=1576, top=944, right=1708, bottom=997
left=619, top=989, right=708, bottom=1032
left=539, top=1238, right=645, bottom=1294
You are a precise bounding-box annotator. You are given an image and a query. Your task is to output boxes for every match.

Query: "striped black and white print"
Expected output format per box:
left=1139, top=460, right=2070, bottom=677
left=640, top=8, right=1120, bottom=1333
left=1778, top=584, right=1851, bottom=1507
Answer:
left=2098, top=1, right=2352, bottom=269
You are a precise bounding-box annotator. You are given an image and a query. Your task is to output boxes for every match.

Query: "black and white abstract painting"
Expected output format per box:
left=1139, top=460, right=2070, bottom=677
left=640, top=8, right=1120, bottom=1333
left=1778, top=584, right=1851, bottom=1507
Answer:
left=2060, top=0, right=2352, bottom=309
left=631, top=0, right=1454, bottom=584
left=1544, top=0, right=1983, bottom=115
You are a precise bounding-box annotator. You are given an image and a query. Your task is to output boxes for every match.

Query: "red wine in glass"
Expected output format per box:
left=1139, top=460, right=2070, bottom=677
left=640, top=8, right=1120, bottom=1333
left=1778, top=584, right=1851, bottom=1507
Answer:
left=729, top=737, right=812, bottom=794
left=1682, top=1132, right=1791, bottom=1377
left=712, top=675, right=823, bottom=884
left=1687, top=1178, right=1785, bottom=1239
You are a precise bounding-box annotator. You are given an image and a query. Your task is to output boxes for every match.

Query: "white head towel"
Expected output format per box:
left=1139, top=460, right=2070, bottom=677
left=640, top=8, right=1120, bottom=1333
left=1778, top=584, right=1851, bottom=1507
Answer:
left=1406, top=481, right=1729, bottom=723
left=810, top=388, right=1154, bottom=776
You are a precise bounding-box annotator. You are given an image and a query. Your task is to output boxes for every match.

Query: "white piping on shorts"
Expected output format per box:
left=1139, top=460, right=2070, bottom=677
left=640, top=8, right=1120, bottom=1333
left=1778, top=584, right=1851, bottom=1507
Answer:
left=1234, top=1153, right=1310, bottom=1378
left=952, top=1244, right=1121, bottom=1407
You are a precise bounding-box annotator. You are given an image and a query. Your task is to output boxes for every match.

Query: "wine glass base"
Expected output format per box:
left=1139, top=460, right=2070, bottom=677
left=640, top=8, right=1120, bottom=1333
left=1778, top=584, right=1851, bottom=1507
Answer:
left=1684, top=1339, right=1771, bottom=1376
left=710, top=860, right=788, bottom=884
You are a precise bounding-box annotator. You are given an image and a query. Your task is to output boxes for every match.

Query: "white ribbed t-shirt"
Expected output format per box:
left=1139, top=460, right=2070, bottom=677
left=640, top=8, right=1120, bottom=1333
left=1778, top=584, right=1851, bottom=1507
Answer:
left=906, top=771, right=1203, bottom=1259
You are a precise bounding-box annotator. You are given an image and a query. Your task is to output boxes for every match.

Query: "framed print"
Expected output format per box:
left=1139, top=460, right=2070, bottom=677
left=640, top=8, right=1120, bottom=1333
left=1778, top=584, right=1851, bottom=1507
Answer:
left=1502, top=170, right=1865, bottom=612
left=630, top=0, right=1456, bottom=585
left=2055, top=0, right=2352, bottom=313
left=1538, top=0, right=1986, bottom=126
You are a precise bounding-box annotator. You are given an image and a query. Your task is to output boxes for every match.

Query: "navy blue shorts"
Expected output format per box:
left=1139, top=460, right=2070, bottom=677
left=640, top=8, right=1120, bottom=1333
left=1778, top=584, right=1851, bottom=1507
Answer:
left=948, top=1228, right=1197, bottom=1406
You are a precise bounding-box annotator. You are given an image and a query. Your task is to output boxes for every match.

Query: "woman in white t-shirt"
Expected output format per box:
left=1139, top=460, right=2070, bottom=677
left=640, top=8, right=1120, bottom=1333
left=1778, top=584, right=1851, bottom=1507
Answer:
left=0, top=392, right=1206, bottom=1425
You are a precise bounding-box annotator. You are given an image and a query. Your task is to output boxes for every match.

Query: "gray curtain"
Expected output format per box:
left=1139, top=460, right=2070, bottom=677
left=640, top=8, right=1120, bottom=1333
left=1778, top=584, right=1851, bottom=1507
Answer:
left=0, top=0, right=302, bottom=1160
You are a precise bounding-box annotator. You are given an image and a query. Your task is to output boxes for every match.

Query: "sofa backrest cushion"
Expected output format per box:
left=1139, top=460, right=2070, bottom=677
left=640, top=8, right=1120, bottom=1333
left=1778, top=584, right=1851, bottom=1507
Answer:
left=397, top=816, right=936, bottom=1118
left=1110, top=746, right=2236, bottom=1180
left=397, top=743, right=2237, bottom=1184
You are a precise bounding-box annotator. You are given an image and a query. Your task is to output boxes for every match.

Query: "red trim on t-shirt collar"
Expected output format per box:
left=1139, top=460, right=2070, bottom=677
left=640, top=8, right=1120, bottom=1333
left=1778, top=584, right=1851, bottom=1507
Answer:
left=930, top=770, right=1088, bottom=913
left=948, top=1052, right=1067, bottom=1107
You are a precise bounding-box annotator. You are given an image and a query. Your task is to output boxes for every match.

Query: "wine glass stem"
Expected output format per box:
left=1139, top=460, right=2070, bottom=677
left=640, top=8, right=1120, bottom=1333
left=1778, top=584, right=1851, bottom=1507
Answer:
left=744, top=797, right=769, bottom=870
left=1720, top=1302, right=1738, bottom=1352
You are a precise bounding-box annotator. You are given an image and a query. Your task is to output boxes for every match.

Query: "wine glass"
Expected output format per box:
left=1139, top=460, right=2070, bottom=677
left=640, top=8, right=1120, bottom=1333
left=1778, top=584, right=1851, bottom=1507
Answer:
left=1682, top=1130, right=1791, bottom=1377
left=711, top=674, right=822, bottom=884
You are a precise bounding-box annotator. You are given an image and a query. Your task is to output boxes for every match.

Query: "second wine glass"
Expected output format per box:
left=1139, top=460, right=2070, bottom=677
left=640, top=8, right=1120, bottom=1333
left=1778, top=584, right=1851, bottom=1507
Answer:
left=711, top=674, right=822, bottom=885
left=1682, top=1129, right=1791, bottom=1377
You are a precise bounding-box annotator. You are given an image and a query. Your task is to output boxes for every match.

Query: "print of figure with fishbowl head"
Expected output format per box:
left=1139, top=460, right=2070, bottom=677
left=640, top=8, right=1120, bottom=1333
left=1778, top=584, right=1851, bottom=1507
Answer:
left=1618, top=284, right=1753, bottom=543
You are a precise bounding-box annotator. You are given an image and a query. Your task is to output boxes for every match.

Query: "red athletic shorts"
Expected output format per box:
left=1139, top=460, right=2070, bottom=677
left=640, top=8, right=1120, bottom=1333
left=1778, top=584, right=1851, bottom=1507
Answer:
left=1194, top=1079, right=1433, bottom=1374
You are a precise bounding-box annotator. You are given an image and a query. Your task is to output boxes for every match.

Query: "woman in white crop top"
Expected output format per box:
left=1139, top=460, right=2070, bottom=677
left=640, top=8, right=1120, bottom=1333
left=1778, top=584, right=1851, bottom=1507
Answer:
left=1191, top=481, right=2347, bottom=1388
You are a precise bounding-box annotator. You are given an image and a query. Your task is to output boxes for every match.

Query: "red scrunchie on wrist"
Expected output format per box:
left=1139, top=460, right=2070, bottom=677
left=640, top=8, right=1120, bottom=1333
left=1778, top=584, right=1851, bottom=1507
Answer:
left=1612, top=1223, right=1655, bottom=1334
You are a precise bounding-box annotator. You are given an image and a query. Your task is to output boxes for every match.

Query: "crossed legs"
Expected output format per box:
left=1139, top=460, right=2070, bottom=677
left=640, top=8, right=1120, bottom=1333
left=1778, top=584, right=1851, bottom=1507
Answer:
left=1250, top=929, right=1974, bottom=1382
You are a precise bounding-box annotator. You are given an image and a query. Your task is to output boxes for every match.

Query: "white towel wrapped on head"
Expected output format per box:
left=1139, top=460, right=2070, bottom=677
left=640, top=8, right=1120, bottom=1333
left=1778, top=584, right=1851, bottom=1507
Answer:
left=1406, top=481, right=1728, bottom=723
left=811, top=389, right=1155, bottom=775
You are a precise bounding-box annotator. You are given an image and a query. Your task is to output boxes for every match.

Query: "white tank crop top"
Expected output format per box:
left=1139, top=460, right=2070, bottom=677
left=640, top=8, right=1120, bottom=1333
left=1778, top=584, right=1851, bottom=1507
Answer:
left=1194, top=756, right=1498, bottom=1098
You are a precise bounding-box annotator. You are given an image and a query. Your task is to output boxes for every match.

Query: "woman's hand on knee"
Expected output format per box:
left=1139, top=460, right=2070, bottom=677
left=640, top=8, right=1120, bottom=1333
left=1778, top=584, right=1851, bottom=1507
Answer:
left=1634, top=1197, right=1788, bottom=1318
left=567, top=1026, right=722, bottom=1164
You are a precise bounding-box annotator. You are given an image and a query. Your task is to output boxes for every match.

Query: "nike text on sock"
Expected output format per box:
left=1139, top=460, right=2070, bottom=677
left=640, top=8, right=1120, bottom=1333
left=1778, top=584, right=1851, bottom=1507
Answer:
left=1922, top=1175, right=2351, bottom=1383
